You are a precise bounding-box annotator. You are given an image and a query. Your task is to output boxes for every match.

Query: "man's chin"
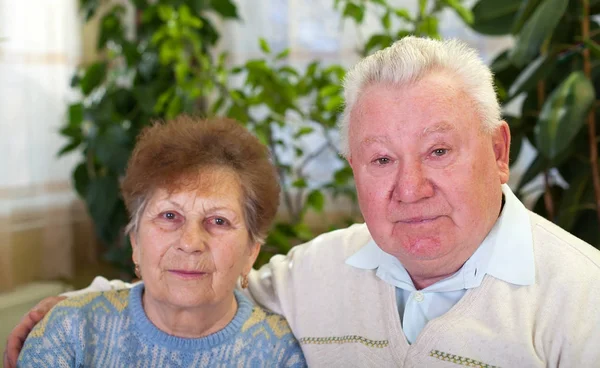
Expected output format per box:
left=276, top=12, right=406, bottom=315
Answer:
left=379, top=235, right=445, bottom=261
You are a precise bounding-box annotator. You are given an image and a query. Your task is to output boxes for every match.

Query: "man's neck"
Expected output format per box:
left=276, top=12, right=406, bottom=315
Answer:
left=142, top=292, right=237, bottom=338
left=406, top=259, right=468, bottom=290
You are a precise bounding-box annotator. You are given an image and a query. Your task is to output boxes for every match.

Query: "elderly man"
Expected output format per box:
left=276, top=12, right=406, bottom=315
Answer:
left=5, top=37, right=600, bottom=367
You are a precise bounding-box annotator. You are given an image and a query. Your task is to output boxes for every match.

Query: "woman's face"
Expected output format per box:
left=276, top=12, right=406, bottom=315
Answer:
left=131, top=167, right=259, bottom=309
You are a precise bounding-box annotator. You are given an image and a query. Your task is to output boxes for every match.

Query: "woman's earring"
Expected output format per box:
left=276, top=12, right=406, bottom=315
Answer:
left=134, top=263, right=141, bottom=280
left=241, top=274, right=249, bottom=289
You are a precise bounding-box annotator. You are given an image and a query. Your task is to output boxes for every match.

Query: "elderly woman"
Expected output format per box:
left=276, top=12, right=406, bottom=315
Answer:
left=17, top=116, right=306, bottom=367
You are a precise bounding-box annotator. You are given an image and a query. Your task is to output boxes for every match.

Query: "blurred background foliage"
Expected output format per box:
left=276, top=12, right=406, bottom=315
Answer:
left=60, top=0, right=600, bottom=278
left=470, top=0, right=600, bottom=247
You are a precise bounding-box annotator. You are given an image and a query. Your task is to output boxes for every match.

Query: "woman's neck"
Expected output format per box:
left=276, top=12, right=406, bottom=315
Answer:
left=142, top=292, right=238, bottom=338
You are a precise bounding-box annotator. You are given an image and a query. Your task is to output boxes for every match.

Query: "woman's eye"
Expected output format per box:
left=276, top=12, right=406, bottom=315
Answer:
left=163, top=212, right=177, bottom=220
left=210, top=217, right=229, bottom=226
left=432, top=149, right=448, bottom=157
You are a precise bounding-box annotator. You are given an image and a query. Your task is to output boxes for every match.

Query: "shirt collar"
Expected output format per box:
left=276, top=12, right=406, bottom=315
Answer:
left=346, top=184, right=535, bottom=290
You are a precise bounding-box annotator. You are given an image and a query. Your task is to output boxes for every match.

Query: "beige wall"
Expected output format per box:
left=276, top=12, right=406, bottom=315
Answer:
left=0, top=182, right=98, bottom=292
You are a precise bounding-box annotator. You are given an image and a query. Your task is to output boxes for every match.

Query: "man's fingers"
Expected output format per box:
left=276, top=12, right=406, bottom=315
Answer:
left=33, top=296, right=66, bottom=316
left=5, top=311, right=36, bottom=367
left=4, top=295, right=66, bottom=367
left=4, top=349, right=13, bottom=368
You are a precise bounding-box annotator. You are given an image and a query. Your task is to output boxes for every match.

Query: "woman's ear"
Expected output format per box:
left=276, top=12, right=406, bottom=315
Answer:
left=130, top=233, right=140, bottom=266
left=243, top=242, right=261, bottom=275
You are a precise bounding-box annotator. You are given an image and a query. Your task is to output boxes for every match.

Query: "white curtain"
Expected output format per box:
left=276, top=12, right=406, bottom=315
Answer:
left=0, top=0, right=83, bottom=291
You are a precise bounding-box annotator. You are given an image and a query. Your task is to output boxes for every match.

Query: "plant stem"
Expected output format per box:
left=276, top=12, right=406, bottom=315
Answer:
left=582, top=0, right=600, bottom=230
left=537, top=78, right=555, bottom=220
left=267, top=128, right=298, bottom=223
left=543, top=171, right=555, bottom=220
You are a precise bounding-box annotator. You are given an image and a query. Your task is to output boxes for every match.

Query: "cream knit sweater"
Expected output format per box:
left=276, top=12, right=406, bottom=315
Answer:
left=247, top=212, right=600, bottom=367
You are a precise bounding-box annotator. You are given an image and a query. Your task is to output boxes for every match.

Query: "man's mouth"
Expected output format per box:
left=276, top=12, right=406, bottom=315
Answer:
left=397, top=216, right=441, bottom=224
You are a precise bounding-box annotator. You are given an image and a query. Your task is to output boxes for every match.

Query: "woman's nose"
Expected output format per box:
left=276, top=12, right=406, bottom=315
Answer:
left=177, top=221, right=207, bottom=253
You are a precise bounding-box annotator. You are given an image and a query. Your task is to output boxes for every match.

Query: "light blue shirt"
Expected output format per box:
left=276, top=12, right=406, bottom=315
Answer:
left=346, top=184, right=536, bottom=344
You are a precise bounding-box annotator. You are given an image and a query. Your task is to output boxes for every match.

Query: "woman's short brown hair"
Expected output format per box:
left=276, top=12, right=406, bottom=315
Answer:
left=121, top=115, right=280, bottom=244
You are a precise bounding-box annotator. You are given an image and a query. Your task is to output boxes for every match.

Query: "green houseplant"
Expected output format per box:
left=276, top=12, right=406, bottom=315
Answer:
left=60, top=0, right=474, bottom=276
left=470, top=0, right=600, bottom=247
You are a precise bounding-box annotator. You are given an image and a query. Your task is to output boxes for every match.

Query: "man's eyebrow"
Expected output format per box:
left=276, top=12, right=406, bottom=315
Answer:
left=421, top=122, right=456, bottom=138
left=361, top=136, right=389, bottom=147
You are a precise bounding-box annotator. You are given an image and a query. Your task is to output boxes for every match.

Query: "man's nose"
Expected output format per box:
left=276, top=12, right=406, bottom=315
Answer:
left=177, top=221, right=207, bottom=253
left=392, top=160, right=434, bottom=203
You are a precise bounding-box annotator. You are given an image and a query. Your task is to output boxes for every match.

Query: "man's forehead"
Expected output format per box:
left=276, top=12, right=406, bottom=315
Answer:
left=420, top=121, right=456, bottom=137
left=359, top=121, right=457, bottom=145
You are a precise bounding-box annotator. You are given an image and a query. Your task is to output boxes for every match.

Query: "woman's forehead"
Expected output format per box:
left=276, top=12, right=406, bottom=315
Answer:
left=149, top=169, right=244, bottom=209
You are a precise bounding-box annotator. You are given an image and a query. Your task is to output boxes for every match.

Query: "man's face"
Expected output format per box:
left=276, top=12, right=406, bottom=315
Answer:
left=348, top=72, right=510, bottom=270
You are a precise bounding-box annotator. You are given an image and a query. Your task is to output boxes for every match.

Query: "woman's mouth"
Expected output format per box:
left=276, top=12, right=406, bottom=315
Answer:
left=167, top=270, right=208, bottom=280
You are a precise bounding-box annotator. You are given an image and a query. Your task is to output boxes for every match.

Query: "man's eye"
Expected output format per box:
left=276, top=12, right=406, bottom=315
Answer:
left=374, top=157, right=391, bottom=165
left=432, top=149, right=448, bottom=157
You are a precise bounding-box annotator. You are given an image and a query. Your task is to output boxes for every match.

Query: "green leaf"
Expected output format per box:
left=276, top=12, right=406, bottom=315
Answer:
left=72, top=162, right=89, bottom=198
left=510, top=135, right=523, bottom=165
left=415, top=16, right=439, bottom=38
left=394, top=9, right=412, bottom=21
left=443, top=0, right=474, bottom=25
left=68, top=103, right=84, bottom=127
left=470, top=0, right=521, bottom=36
left=80, top=0, right=99, bottom=20
left=364, top=34, right=394, bottom=54
left=276, top=48, right=290, bottom=60
left=509, top=0, right=568, bottom=67
left=306, top=190, right=325, bottom=212
left=80, top=62, right=107, bottom=95
left=93, top=125, right=132, bottom=174
left=259, top=38, right=271, bottom=54
left=98, top=7, right=125, bottom=49
left=319, top=85, right=341, bottom=98
left=325, top=95, right=344, bottom=112
left=584, top=39, right=600, bottom=59
left=292, top=223, right=314, bottom=241
left=294, top=126, right=314, bottom=138
left=508, top=54, right=555, bottom=97
left=209, top=0, right=239, bottom=19
left=58, top=141, right=81, bottom=156
left=535, top=71, right=595, bottom=161
left=516, top=153, right=547, bottom=191
left=292, top=178, right=308, bottom=188
left=418, top=0, right=428, bottom=16
left=343, top=2, right=365, bottom=23
left=382, top=11, right=391, bottom=30
left=511, top=0, right=542, bottom=34
left=166, top=94, right=183, bottom=118
left=86, top=176, right=120, bottom=241
left=334, top=166, right=354, bottom=185
left=557, top=172, right=591, bottom=231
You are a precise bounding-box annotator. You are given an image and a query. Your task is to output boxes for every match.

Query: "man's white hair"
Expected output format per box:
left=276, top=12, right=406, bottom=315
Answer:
left=339, top=36, right=501, bottom=157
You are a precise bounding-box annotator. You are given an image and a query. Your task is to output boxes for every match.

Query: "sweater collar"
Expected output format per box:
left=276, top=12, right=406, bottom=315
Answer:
left=129, top=283, right=254, bottom=350
left=346, top=184, right=535, bottom=291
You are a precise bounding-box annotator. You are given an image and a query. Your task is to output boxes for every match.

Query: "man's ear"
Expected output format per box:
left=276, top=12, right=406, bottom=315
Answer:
left=492, top=121, right=511, bottom=184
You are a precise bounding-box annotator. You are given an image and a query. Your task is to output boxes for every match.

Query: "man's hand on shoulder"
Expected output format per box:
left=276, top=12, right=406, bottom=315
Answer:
left=3, top=296, right=66, bottom=368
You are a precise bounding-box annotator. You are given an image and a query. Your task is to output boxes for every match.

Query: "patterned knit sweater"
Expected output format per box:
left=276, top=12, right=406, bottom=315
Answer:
left=18, top=284, right=306, bottom=367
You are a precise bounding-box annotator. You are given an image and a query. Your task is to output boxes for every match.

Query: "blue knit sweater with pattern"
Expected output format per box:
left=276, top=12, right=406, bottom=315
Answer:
left=18, top=283, right=306, bottom=367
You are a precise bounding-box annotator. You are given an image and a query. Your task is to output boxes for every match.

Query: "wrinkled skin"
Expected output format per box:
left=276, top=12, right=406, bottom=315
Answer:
left=348, top=72, right=510, bottom=288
